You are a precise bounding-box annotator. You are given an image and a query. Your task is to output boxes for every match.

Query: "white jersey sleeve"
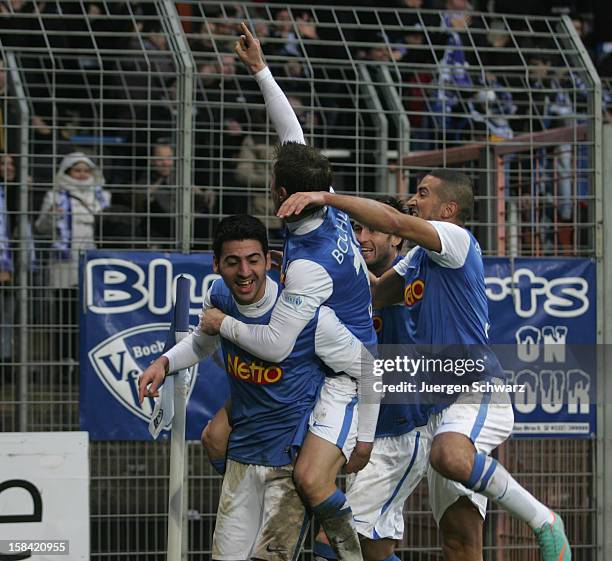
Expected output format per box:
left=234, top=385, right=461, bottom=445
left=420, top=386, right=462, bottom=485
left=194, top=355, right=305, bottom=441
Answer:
left=425, top=221, right=471, bottom=269
left=254, top=66, right=305, bottom=145
left=163, top=283, right=220, bottom=372
left=220, top=259, right=333, bottom=362
left=315, top=306, right=379, bottom=442
left=393, top=247, right=419, bottom=277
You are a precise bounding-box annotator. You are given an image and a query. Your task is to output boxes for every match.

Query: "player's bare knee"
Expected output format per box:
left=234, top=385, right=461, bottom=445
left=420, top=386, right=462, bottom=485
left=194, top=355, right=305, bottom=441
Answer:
left=430, top=437, right=473, bottom=482
left=292, top=461, right=321, bottom=505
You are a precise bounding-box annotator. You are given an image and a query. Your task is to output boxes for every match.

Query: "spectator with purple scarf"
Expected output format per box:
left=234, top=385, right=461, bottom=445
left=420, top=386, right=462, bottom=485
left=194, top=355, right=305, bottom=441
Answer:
left=35, top=152, right=110, bottom=361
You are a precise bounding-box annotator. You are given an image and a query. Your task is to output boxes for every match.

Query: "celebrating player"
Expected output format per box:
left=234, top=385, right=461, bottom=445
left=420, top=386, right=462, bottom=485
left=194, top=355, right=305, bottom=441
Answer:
left=277, top=172, right=571, bottom=561
left=138, top=215, right=373, bottom=561
left=314, top=197, right=432, bottom=561
left=200, top=23, right=378, bottom=561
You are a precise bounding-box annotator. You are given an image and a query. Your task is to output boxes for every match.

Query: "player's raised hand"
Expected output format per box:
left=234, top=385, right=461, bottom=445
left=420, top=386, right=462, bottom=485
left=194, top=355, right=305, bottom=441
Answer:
left=200, top=307, right=227, bottom=336
left=345, top=440, right=373, bottom=474
left=234, top=22, right=266, bottom=74
left=276, top=191, right=328, bottom=218
left=138, top=357, right=168, bottom=404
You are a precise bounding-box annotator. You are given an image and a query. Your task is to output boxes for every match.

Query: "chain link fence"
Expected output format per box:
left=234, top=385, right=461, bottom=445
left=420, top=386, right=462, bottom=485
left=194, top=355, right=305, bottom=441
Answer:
left=0, top=1, right=603, bottom=559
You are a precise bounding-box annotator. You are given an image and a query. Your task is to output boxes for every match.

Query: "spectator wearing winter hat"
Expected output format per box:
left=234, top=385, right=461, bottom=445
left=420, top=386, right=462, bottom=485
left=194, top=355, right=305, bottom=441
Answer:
left=35, top=152, right=110, bottom=289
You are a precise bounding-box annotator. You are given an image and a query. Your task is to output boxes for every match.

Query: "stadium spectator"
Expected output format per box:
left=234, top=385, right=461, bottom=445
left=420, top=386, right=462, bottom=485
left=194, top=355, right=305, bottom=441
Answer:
left=480, top=19, right=523, bottom=69
left=35, top=152, right=110, bottom=287
left=469, top=80, right=515, bottom=142
left=115, top=141, right=215, bottom=248
left=35, top=152, right=109, bottom=360
left=194, top=54, right=256, bottom=216
left=430, top=1, right=479, bottom=145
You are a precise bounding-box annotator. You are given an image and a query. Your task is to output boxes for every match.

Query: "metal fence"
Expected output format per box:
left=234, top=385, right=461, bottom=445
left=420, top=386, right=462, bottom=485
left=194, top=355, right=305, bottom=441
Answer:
left=0, top=1, right=605, bottom=560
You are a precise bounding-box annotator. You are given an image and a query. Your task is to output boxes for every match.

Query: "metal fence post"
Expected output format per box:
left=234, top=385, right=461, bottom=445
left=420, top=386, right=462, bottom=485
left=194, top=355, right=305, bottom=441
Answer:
left=6, top=51, right=30, bottom=432
left=357, top=65, right=388, bottom=193
left=598, top=123, right=612, bottom=561
left=161, top=0, right=195, bottom=254
left=560, top=15, right=605, bottom=559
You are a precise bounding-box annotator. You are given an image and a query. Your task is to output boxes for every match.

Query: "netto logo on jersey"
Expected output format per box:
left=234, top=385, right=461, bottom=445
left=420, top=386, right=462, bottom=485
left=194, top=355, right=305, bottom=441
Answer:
left=373, top=315, right=383, bottom=333
left=226, top=353, right=284, bottom=384
left=404, top=279, right=425, bottom=307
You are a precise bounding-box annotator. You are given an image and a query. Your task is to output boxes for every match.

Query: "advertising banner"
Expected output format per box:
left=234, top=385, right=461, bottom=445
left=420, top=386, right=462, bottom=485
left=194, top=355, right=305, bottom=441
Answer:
left=80, top=253, right=596, bottom=439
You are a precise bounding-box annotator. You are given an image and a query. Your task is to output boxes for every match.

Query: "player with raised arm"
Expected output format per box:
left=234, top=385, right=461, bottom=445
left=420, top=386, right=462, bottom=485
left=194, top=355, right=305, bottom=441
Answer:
left=199, top=23, right=378, bottom=561
left=314, top=197, right=432, bottom=561
left=277, top=172, right=571, bottom=561
left=138, top=215, right=373, bottom=561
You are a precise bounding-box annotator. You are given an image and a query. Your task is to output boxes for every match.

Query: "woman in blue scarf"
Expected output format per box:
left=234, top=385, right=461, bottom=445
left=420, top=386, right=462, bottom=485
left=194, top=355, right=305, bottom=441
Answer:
left=35, top=152, right=110, bottom=361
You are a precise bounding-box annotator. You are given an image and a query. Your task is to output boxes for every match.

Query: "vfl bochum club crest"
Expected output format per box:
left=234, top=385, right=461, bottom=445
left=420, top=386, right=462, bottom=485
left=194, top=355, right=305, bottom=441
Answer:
left=88, top=323, right=196, bottom=425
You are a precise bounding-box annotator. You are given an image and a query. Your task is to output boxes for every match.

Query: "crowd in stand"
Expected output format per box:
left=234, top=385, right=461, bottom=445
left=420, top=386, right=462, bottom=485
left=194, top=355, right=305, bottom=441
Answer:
left=0, top=0, right=610, bottom=271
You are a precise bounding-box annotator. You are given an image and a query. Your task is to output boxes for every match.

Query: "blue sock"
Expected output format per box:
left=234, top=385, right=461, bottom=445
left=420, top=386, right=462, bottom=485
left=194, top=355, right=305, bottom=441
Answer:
left=464, top=451, right=496, bottom=492
left=314, top=540, right=337, bottom=560
left=209, top=457, right=226, bottom=475
left=312, top=489, right=351, bottom=520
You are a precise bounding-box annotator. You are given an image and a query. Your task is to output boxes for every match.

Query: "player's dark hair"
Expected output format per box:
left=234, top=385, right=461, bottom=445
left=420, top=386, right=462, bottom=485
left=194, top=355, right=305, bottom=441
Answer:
left=274, top=141, right=333, bottom=195
left=213, top=215, right=269, bottom=259
left=428, top=168, right=474, bottom=224
left=376, top=195, right=407, bottom=252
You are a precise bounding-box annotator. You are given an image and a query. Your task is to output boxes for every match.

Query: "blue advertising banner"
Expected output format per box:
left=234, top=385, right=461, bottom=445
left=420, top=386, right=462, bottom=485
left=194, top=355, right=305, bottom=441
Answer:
left=80, top=252, right=596, bottom=440
left=79, top=251, right=229, bottom=441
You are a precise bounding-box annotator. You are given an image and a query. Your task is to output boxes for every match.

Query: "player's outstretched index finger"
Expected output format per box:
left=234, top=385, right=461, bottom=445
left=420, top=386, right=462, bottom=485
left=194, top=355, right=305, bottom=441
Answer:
left=240, top=21, right=255, bottom=42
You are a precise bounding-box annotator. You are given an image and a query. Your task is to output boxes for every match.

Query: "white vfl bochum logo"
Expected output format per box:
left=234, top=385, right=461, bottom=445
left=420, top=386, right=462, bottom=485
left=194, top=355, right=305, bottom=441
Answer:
left=88, top=323, right=197, bottom=424
left=485, top=268, right=589, bottom=319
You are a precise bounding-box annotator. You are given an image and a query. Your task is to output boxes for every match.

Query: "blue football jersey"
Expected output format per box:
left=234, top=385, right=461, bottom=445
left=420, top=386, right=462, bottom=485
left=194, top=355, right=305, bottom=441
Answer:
left=395, top=223, right=504, bottom=388
left=398, top=226, right=489, bottom=345
left=374, top=257, right=431, bottom=438
left=282, top=206, right=377, bottom=348
left=210, top=279, right=325, bottom=467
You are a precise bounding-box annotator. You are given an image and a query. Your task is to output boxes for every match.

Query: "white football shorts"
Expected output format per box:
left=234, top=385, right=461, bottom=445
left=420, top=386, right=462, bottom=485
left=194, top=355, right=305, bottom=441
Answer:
left=346, top=428, right=430, bottom=540
left=308, top=374, right=359, bottom=461
left=212, top=459, right=310, bottom=561
left=427, top=385, right=514, bottom=524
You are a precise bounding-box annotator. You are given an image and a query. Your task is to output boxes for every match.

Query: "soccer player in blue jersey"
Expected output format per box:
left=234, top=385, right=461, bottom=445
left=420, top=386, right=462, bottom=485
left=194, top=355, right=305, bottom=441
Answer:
left=278, top=173, right=571, bottom=561
left=138, top=215, right=373, bottom=561
left=200, top=24, right=378, bottom=561
left=314, top=197, right=432, bottom=561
